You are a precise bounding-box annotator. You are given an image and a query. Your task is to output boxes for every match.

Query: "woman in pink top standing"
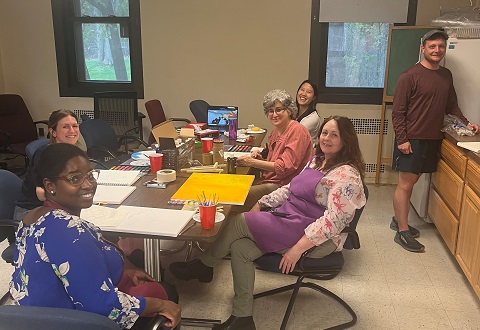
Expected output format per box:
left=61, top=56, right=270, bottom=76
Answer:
left=234, top=89, right=313, bottom=214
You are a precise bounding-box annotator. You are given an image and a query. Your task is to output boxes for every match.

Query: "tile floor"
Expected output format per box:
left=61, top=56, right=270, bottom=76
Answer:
left=0, top=184, right=479, bottom=329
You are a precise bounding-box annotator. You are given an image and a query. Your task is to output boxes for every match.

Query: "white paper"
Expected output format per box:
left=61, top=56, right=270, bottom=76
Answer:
left=106, top=206, right=195, bottom=237
left=93, top=185, right=136, bottom=205
left=81, top=205, right=128, bottom=227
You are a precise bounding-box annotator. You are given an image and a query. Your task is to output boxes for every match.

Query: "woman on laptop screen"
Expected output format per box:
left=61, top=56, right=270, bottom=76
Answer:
left=233, top=89, right=313, bottom=214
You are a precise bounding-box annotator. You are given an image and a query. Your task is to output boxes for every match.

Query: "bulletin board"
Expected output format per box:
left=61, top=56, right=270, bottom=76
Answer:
left=170, top=173, right=255, bottom=205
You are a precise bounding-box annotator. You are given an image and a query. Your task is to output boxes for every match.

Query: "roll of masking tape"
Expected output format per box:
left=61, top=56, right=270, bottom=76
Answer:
left=157, top=169, right=176, bottom=183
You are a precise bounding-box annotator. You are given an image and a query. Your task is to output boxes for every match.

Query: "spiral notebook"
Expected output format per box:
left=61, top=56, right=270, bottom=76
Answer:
left=93, top=185, right=137, bottom=205
left=97, top=170, right=141, bottom=186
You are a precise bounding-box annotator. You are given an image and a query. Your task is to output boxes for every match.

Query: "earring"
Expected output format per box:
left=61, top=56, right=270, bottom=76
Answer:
left=50, top=191, right=55, bottom=195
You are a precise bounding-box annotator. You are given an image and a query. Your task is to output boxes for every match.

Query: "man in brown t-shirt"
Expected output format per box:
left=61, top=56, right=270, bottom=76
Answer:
left=391, top=29, right=479, bottom=253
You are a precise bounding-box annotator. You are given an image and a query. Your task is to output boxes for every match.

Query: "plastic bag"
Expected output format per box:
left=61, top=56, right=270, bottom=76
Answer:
left=442, top=114, right=475, bottom=136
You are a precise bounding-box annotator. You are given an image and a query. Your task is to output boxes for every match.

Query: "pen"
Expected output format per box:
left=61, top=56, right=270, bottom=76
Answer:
left=270, top=211, right=290, bottom=218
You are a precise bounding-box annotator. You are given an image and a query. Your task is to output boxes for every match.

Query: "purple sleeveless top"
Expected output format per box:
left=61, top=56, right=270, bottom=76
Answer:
left=245, top=156, right=326, bottom=253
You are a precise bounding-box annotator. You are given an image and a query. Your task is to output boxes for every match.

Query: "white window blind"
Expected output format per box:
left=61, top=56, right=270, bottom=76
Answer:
left=319, top=0, right=409, bottom=23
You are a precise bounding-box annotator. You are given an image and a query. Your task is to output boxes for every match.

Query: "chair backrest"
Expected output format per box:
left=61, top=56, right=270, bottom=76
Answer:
left=0, top=94, right=38, bottom=146
left=342, top=185, right=369, bottom=250
left=25, top=139, right=49, bottom=162
left=189, top=99, right=209, bottom=123
left=145, top=99, right=167, bottom=127
left=79, top=119, right=119, bottom=157
left=93, top=91, right=139, bottom=136
left=0, top=305, right=119, bottom=330
left=0, top=170, right=22, bottom=220
left=145, top=99, right=167, bottom=145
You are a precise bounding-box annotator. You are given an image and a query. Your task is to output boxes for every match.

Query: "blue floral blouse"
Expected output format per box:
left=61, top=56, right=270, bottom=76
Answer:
left=9, top=209, right=146, bottom=329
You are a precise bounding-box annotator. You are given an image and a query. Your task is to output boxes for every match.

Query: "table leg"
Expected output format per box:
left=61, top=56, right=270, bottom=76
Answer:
left=144, top=238, right=162, bottom=282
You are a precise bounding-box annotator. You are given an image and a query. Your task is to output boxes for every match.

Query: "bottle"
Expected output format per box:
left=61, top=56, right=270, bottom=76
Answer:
left=228, top=112, right=238, bottom=140
left=212, top=139, right=225, bottom=164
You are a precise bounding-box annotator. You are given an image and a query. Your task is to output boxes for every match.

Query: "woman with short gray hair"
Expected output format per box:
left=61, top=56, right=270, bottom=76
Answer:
left=233, top=89, right=313, bottom=214
left=262, top=89, right=298, bottom=119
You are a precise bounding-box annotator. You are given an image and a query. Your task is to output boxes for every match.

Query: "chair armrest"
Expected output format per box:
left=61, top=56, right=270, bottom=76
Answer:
left=33, top=120, right=49, bottom=127
left=87, top=145, right=118, bottom=161
left=0, top=218, right=20, bottom=229
left=89, top=158, right=109, bottom=169
left=146, top=315, right=168, bottom=330
left=118, top=134, right=150, bottom=151
left=340, top=226, right=360, bottom=249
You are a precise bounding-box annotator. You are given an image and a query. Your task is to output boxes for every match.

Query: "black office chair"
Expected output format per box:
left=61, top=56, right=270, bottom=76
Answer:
left=0, top=169, right=22, bottom=264
left=0, top=94, right=48, bottom=174
left=145, top=99, right=191, bottom=145
left=93, top=91, right=146, bottom=142
left=80, top=118, right=149, bottom=163
left=254, top=186, right=369, bottom=330
left=189, top=99, right=209, bottom=123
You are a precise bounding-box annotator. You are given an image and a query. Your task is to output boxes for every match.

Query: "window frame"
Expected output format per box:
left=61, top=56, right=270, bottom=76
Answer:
left=308, top=0, right=418, bottom=105
left=51, top=0, right=144, bottom=98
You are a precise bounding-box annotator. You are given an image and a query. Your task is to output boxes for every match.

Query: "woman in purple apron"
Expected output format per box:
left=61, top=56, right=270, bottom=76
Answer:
left=170, top=116, right=367, bottom=330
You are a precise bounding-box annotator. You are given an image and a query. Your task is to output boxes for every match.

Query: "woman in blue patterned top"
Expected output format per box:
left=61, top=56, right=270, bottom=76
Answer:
left=9, top=143, right=181, bottom=329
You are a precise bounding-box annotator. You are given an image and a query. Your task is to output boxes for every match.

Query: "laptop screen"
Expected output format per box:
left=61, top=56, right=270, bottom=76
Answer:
left=207, top=106, right=238, bottom=132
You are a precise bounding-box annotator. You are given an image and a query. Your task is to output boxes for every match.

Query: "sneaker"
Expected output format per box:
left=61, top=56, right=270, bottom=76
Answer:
left=390, top=216, right=420, bottom=238
left=394, top=231, right=425, bottom=253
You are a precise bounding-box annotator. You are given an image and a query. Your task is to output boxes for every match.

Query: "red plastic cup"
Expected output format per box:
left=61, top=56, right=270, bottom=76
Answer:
left=201, top=137, right=213, bottom=153
left=199, top=205, right=216, bottom=229
left=149, top=153, right=163, bottom=173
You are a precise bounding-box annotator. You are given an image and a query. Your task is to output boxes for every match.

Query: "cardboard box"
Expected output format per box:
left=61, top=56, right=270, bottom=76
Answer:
left=151, top=120, right=195, bottom=170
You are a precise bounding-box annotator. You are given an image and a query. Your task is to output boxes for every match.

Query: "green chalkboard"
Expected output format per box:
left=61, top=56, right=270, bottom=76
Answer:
left=384, top=26, right=434, bottom=99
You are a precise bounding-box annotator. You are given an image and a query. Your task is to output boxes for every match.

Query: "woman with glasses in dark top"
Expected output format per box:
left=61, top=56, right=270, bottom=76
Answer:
left=10, top=144, right=181, bottom=329
left=233, top=89, right=313, bottom=214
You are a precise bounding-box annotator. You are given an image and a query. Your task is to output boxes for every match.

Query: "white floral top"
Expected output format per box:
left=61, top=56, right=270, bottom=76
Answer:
left=9, top=210, right=145, bottom=329
left=258, top=164, right=366, bottom=250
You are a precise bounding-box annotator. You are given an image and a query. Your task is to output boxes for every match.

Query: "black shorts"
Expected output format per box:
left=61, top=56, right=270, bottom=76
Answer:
left=392, top=139, right=441, bottom=174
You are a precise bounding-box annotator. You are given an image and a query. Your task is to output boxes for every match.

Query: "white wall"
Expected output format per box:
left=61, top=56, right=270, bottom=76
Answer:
left=0, top=0, right=311, bottom=134
left=0, top=0, right=472, bottom=132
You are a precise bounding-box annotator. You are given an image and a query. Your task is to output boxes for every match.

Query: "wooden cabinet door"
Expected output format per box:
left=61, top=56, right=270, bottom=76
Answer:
left=428, top=187, right=459, bottom=254
left=456, top=185, right=480, bottom=288
left=431, top=159, right=464, bottom=217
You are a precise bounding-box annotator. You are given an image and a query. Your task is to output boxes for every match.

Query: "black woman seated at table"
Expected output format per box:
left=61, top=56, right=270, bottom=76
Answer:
left=0, top=110, right=86, bottom=260
left=234, top=89, right=313, bottom=214
left=10, top=143, right=181, bottom=329
left=170, top=116, right=367, bottom=330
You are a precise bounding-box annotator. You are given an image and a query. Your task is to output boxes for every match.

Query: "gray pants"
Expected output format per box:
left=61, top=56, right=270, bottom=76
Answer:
left=199, top=214, right=337, bottom=317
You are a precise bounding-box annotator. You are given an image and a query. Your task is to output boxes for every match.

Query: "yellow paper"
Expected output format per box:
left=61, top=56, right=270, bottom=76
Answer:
left=171, top=173, right=255, bottom=205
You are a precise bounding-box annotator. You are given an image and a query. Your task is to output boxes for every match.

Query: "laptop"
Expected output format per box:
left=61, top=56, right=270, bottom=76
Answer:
left=207, top=106, right=238, bottom=132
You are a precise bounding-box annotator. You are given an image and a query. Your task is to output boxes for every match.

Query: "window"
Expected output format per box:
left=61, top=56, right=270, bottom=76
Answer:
left=308, top=0, right=417, bottom=104
left=51, top=0, right=144, bottom=98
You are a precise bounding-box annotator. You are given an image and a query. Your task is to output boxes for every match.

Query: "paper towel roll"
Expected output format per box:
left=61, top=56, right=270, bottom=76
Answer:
left=157, top=169, right=176, bottom=182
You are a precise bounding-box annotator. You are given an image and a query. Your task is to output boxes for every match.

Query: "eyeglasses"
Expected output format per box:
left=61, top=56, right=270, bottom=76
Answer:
left=55, top=169, right=100, bottom=186
left=267, top=108, right=286, bottom=116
